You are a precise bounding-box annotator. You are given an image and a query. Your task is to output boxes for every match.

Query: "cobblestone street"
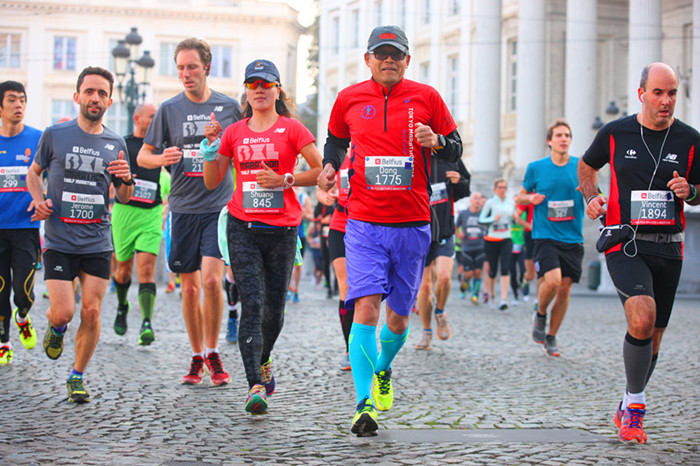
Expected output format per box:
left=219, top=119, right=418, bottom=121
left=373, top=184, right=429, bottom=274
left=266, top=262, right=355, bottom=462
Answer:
left=2, top=269, right=699, bottom=465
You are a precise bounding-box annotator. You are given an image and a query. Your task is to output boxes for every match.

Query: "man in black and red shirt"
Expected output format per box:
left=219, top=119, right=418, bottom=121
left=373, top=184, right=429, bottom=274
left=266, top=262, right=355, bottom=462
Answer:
left=318, top=25, right=462, bottom=437
left=578, top=62, right=700, bottom=444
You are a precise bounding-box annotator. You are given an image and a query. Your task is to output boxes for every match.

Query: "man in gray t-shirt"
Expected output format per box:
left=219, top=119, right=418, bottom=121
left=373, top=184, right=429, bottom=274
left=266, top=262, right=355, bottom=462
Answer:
left=138, top=38, right=242, bottom=386
left=27, top=66, right=133, bottom=403
left=455, top=192, right=486, bottom=304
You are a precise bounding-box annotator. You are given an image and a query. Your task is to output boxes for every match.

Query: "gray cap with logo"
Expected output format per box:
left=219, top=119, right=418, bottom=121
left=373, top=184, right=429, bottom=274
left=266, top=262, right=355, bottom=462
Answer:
left=367, top=25, right=409, bottom=54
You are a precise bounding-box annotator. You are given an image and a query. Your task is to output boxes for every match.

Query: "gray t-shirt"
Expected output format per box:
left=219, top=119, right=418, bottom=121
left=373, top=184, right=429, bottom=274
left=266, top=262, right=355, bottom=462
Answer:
left=144, top=90, right=241, bottom=214
left=35, top=119, right=128, bottom=254
left=456, top=208, right=485, bottom=251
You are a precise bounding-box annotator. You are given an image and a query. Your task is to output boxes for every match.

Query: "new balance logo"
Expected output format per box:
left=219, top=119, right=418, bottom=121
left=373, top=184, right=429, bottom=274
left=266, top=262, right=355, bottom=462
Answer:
left=273, top=128, right=286, bottom=134
left=213, top=106, right=223, bottom=112
left=663, top=153, right=678, bottom=164
left=104, top=144, right=115, bottom=150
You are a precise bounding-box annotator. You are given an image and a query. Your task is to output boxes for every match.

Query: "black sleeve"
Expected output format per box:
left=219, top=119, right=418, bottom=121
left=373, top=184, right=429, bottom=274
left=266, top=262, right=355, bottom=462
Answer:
left=449, top=159, right=471, bottom=201
left=433, top=129, right=462, bottom=163
left=582, top=125, right=612, bottom=170
left=322, top=130, right=350, bottom=171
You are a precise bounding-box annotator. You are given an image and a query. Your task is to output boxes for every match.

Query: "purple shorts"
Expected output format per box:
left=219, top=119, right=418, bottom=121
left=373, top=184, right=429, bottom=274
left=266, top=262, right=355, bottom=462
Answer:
left=344, top=218, right=431, bottom=316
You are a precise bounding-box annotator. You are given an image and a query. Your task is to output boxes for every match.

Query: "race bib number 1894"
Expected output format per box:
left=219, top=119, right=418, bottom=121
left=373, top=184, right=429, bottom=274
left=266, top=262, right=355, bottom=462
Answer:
left=630, top=190, right=675, bottom=226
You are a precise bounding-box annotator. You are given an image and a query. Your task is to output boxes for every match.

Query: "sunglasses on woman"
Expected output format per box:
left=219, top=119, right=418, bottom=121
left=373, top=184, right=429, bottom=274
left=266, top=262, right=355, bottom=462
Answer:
left=244, top=80, right=279, bottom=89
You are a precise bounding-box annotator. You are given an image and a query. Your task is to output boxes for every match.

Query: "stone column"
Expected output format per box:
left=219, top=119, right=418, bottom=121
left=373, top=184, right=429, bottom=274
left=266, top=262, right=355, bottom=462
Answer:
left=564, top=0, right=597, bottom=158
left=515, top=0, right=546, bottom=174
left=692, top=0, right=700, bottom=128
left=471, top=0, right=502, bottom=181
left=627, top=0, right=662, bottom=114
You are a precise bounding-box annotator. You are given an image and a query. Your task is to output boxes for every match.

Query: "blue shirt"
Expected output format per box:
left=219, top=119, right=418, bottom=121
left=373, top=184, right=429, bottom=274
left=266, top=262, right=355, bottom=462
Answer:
left=0, top=125, right=42, bottom=229
left=522, top=156, right=584, bottom=243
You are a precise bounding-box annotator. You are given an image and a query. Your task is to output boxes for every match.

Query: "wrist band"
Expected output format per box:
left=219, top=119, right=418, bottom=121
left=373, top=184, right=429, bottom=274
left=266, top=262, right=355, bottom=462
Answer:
left=200, top=137, right=220, bottom=162
left=122, top=176, right=135, bottom=186
left=686, top=184, right=697, bottom=202
left=586, top=195, right=599, bottom=205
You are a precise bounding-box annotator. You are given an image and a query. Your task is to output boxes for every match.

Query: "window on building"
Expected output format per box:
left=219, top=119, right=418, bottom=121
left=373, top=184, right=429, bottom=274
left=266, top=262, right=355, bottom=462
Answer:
left=0, top=33, right=21, bottom=68
left=331, top=16, right=340, bottom=55
left=53, top=36, right=76, bottom=71
left=159, top=42, right=178, bottom=76
left=51, top=100, right=77, bottom=124
left=423, top=0, right=431, bottom=25
left=104, top=102, right=128, bottom=136
left=350, top=9, right=360, bottom=49
left=210, top=45, right=232, bottom=78
left=375, top=1, right=383, bottom=26
left=446, top=55, right=459, bottom=117
left=398, top=0, right=407, bottom=30
left=449, top=0, right=460, bottom=16
left=507, top=39, right=517, bottom=111
left=419, top=62, right=430, bottom=84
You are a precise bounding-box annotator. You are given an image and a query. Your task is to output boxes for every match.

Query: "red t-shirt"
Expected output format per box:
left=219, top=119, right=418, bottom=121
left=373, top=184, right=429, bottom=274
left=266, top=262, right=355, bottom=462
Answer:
left=219, top=116, right=315, bottom=226
left=329, top=154, right=351, bottom=233
left=327, top=78, right=457, bottom=224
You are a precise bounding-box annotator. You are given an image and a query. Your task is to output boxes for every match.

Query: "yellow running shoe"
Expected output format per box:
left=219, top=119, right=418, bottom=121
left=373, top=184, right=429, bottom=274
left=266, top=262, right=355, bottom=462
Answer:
left=351, top=396, right=378, bottom=437
left=43, top=326, right=65, bottom=360
left=14, top=309, right=37, bottom=349
left=0, top=346, right=12, bottom=365
left=372, top=369, right=394, bottom=411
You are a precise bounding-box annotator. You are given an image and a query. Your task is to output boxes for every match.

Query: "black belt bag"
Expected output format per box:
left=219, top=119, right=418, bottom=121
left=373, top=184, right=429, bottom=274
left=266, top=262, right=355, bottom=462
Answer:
left=596, top=224, right=634, bottom=253
left=231, top=216, right=295, bottom=236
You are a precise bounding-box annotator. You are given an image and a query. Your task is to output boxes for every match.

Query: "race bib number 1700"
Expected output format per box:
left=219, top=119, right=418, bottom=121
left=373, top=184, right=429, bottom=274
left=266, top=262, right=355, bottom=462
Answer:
left=60, top=191, right=104, bottom=224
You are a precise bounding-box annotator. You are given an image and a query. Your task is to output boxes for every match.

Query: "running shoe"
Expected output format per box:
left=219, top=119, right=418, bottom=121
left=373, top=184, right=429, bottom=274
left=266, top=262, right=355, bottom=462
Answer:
left=483, top=292, right=489, bottom=304
left=415, top=330, right=432, bottom=350
left=372, top=369, right=394, bottom=411
left=114, top=301, right=130, bottom=336
left=293, top=292, right=299, bottom=304
left=287, top=289, right=293, bottom=301
left=226, top=317, right=238, bottom=344
left=0, top=346, right=12, bottom=365
left=543, top=335, right=560, bottom=357
left=614, top=400, right=624, bottom=429
left=522, top=281, right=530, bottom=299
left=460, top=281, right=467, bottom=293
left=14, top=309, right=37, bottom=349
left=245, top=384, right=268, bottom=414
left=339, top=352, right=351, bottom=371
left=511, top=298, right=520, bottom=306
left=498, top=301, right=508, bottom=311
left=618, top=403, right=647, bottom=444
left=165, top=281, right=176, bottom=293
left=43, top=326, right=64, bottom=360
left=66, top=376, right=91, bottom=403
left=460, top=291, right=466, bottom=299
left=260, top=358, right=275, bottom=395
left=435, top=313, right=452, bottom=340
left=138, top=320, right=155, bottom=346
left=181, top=356, right=206, bottom=385
left=205, top=352, right=231, bottom=386
left=351, top=396, right=378, bottom=437
left=532, top=311, right=546, bottom=344
left=471, top=293, right=479, bottom=305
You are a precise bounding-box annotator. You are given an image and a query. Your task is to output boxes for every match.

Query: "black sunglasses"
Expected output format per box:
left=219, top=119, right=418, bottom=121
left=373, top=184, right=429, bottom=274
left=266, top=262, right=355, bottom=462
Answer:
left=369, top=50, right=407, bottom=61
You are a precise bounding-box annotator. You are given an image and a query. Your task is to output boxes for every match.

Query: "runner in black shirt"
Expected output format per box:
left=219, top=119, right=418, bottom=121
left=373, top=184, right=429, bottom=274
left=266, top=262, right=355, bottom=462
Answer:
left=578, top=62, right=700, bottom=444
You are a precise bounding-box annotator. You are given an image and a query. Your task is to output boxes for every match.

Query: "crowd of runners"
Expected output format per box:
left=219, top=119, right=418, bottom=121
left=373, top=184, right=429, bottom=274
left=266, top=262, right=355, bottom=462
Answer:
left=1, top=26, right=698, bottom=447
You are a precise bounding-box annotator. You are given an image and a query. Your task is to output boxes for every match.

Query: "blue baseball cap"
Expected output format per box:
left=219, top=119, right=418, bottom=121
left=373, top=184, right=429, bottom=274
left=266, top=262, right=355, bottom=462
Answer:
left=244, top=59, right=281, bottom=84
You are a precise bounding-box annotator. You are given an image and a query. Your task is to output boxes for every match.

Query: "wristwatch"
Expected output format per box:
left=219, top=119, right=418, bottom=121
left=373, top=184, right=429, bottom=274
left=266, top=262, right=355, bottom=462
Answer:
left=283, top=172, right=295, bottom=189
left=122, top=175, right=135, bottom=186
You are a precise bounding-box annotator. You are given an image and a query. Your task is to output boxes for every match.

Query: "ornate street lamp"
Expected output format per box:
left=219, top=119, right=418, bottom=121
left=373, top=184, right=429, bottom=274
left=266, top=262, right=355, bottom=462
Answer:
left=111, top=27, right=155, bottom=134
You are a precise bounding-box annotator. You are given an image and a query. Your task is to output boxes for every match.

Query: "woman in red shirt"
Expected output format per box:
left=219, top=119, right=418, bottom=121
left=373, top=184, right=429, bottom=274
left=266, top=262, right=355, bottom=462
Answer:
left=203, top=59, right=321, bottom=414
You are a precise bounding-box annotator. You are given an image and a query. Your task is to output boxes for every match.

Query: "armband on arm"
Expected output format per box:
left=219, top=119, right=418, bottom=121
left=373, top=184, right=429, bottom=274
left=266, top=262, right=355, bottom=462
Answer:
left=200, top=137, right=220, bottom=162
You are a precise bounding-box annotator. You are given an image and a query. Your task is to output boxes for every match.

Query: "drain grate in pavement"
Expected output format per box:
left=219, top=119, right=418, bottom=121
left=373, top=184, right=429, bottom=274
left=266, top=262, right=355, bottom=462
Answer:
left=376, top=428, right=605, bottom=443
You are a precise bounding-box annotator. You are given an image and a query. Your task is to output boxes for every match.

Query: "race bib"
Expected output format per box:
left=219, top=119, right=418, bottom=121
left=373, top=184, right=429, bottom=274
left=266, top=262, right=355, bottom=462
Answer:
left=630, top=190, right=675, bottom=226
left=547, top=199, right=574, bottom=221
left=60, top=191, right=104, bottom=224
left=131, top=179, right=157, bottom=204
left=0, top=166, right=28, bottom=192
left=493, top=221, right=509, bottom=234
left=242, top=181, right=284, bottom=213
left=430, top=182, right=448, bottom=205
left=183, top=150, right=204, bottom=177
left=364, top=156, right=413, bottom=191
left=340, top=168, right=349, bottom=190
left=465, top=226, right=483, bottom=240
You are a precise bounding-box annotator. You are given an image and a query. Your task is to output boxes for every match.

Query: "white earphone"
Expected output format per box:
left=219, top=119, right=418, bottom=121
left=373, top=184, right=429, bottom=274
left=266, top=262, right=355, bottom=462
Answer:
left=641, top=94, right=645, bottom=103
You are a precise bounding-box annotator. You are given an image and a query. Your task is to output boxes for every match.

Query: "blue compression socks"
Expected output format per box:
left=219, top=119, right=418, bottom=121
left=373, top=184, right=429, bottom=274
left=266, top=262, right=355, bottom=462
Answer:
left=349, top=323, right=377, bottom=405
left=376, top=323, right=409, bottom=373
